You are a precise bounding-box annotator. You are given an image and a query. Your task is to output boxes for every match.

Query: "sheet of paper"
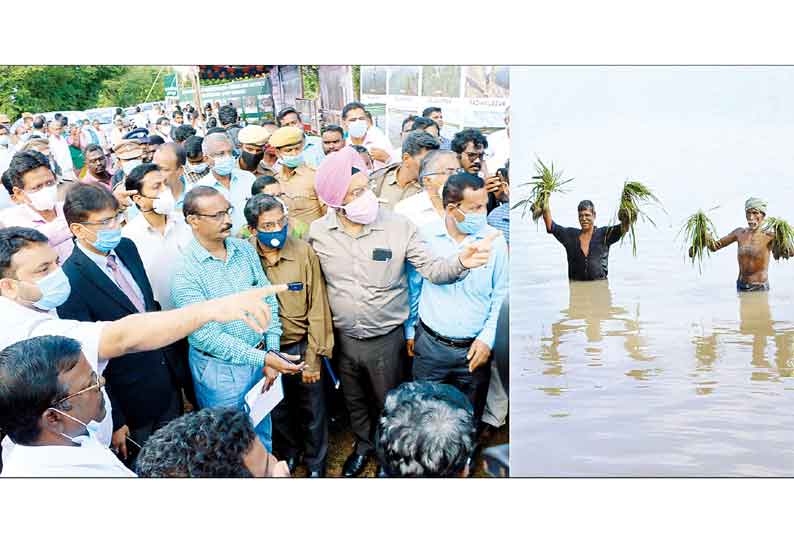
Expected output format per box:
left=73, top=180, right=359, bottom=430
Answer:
left=244, top=375, right=284, bottom=427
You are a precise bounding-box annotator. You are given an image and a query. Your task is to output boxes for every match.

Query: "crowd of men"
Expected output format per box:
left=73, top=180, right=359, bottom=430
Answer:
left=0, top=98, right=510, bottom=477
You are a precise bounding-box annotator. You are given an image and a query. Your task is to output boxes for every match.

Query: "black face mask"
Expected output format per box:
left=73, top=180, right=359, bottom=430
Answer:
left=240, top=150, right=264, bottom=171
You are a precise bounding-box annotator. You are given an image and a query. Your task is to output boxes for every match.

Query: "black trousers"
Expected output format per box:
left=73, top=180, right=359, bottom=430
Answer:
left=412, top=323, right=492, bottom=428
left=337, top=326, right=405, bottom=456
left=125, top=386, right=183, bottom=469
left=271, top=340, right=329, bottom=470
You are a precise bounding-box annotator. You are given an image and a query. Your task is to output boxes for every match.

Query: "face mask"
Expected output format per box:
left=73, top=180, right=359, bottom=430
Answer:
left=0, top=135, right=9, bottom=147
left=348, top=120, right=368, bottom=139
left=153, top=188, right=176, bottom=216
left=92, top=228, right=122, bottom=253
left=122, top=159, right=142, bottom=175
left=240, top=150, right=264, bottom=170
left=212, top=156, right=235, bottom=176
left=31, top=267, right=72, bottom=311
left=257, top=226, right=288, bottom=249
left=49, top=407, right=104, bottom=445
left=186, top=162, right=208, bottom=174
left=26, top=184, right=58, bottom=212
left=280, top=153, right=304, bottom=169
left=342, top=189, right=379, bottom=225
left=455, top=208, right=487, bottom=235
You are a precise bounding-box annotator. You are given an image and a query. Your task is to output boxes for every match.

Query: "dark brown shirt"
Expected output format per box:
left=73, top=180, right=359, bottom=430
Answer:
left=251, top=235, right=334, bottom=373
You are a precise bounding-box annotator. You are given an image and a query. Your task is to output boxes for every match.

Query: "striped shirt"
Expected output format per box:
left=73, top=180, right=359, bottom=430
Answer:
left=487, top=203, right=510, bottom=245
left=171, top=236, right=282, bottom=367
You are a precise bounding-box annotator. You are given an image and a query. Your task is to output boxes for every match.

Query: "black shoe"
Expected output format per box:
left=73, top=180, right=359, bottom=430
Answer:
left=309, top=467, right=326, bottom=478
left=342, top=452, right=370, bottom=477
left=285, top=456, right=299, bottom=473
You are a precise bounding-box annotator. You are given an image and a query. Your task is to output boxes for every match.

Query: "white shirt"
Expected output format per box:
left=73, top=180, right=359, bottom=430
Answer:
left=346, top=125, right=398, bottom=169
left=122, top=213, right=194, bottom=310
left=190, top=168, right=256, bottom=235
left=486, top=128, right=510, bottom=174
left=394, top=190, right=445, bottom=229
left=0, top=147, right=13, bottom=211
left=0, top=297, right=115, bottom=466
left=1, top=435, right=135, bottom=477
left=75, top=241, right=145, bottom=305
left=48, top=135, right=76, bottom=180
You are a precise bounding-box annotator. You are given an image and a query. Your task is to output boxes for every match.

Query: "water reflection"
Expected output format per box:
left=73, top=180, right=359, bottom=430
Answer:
left=540, top=281, right=654, bottom=382
left=692, top=292, right=794, bottom=383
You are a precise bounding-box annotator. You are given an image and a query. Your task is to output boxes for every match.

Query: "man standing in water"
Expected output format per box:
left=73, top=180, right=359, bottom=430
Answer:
left=703, top=197, right=773, bottom=292
left=543, top=199, right=628, bottom=281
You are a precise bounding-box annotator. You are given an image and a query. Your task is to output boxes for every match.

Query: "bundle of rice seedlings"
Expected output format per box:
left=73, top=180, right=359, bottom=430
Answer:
left=615, top=180, right=663, bottom=256
left=762, top=216, right=794, bottom=261
left=511, top=158, right=574, bottom=222
left=679, top=208, right=720, bottom=273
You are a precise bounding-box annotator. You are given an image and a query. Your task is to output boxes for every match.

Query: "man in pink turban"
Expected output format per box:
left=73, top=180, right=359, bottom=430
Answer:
left=306, top=148, right=499, bottom=477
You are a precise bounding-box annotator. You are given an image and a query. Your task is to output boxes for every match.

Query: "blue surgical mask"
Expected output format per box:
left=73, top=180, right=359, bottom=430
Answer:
left=348, top=120, right=368, bottom=139
left=281, top=153, right=304, bottom=169
left=31, top=267, right=72, bottom=311
left=257, top=226, right=288, bottom=249
left=212, top=156, right=235, bottom=176
left=93, top=228, right=122, bottom=253
left=186, top=162, right=208, bottom=174
left=455, top=208, right=487, bottom=235
left=0, top=135, right=9, bottom=147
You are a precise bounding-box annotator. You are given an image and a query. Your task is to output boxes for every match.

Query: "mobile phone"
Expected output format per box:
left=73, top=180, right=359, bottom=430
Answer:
left=287, top=282, right=303, bottom=291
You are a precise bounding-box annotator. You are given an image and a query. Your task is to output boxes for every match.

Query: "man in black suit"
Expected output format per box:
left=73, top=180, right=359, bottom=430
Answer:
left=58, top=181, right=183, bottom=466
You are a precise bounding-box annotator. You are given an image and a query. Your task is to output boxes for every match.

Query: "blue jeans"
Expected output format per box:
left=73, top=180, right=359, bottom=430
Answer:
left=188, top=346, right=273, bottom=452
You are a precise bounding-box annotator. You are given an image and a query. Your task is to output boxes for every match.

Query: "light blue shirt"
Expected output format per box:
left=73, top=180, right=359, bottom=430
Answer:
left=191, top=168, right=255, bottom=234
left=76, top=240, right=145, bottom=304
left=171, top=237, right=281, bottom=367
left=302, top=135, right=326, bottom=168
left=416, top=222, right=508, bottom=348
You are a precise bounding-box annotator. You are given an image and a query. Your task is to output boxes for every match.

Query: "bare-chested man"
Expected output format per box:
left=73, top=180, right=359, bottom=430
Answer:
left=706, top=197, right=773, bottom=292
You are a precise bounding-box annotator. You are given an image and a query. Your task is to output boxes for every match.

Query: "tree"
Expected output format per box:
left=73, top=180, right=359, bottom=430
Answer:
left=97, top=66, right=168, bottom=108
left=0, top=65, right=124, bottom=118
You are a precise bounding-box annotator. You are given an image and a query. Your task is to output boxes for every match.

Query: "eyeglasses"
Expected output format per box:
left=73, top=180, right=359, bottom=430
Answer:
left=193, top=207, right=234, bottom=221
left=258, top=216, right=288, bottom=232
left=461, top=151, right=485, bottom=161
left=80, top=212, right=125, bottom=228
left=208, top=151, right=233, bottom=160
left=52, top=373, right=106, bottom=406
left=26, top=179, right=58, bottom=193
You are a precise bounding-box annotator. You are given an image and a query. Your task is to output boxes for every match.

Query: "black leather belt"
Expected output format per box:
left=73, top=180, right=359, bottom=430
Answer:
left=420, top=320, right=475, bottom=348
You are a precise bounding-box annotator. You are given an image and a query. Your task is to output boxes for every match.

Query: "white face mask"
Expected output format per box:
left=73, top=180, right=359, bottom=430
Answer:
left=153, top=188, right=176, bottom=216
left=348, top=119, right=368, bottom=139
left=26, top=184, right=58, bottom=212
left=49, top=406, right=105, bottom=445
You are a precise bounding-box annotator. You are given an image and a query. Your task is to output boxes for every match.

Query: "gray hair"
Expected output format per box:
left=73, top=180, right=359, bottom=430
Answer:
left=201, top=132, right=232, bottom=155
left=401, top=130, right=440, bottom=158
left=418, top=150, right=458, bottom=182
left=375, top=382, right=475, bottom=477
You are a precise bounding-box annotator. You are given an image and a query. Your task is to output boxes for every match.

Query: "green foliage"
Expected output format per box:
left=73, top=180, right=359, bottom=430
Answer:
left=512, top=158, right=575, bottom=222
left=0, top=65, right=124, bottom=118
left=97, top=66, right=167, bottom=107
left=679, top=208, right=720, bottom=273
left=353, top=65, right=360, bottom=99
left=616, top=180, right=663, bottom=257
left=302, top=65, right=319, bottom=100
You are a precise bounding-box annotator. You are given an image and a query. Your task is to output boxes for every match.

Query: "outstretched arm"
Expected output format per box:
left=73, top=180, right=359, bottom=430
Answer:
left=708, top=229, right=740, bottom=252
left=543, top=201, right=553, bottom=233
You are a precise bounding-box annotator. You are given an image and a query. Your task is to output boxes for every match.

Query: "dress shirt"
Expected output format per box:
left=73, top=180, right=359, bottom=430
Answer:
left=302, top=135, right=327, bottom=168
left=275, top=164, right=326, bottom=227
left=81, top=170, right=113, bottom=189
left=171, top=237, right=281, bottom=366
left=191, top=168, right=255, bottom=235
left=1, top=436, right=135, bottom=477
left=417, top=222, right=509, bottom=348
left=75, top=241, right=145, bottom=305
left=487, top=202, right=510, bottom=245
left=0, top=202, right=73, bottom=262
left=372, top=165, right=422, bottom=211
left=394, top=190, right=445, bottom=229
left=251, top=235, right=334, bottom=374
left=346, top=125, right=397, bottom=169
left=305, top=207, right=468, bottom=339
left=122, top=212, right=194, bottom=310
left=48, top=134, right=76, bottom=180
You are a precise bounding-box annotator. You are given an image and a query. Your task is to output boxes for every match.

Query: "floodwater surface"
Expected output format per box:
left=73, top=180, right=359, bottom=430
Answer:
left=510, top=66, right=794, bottom=476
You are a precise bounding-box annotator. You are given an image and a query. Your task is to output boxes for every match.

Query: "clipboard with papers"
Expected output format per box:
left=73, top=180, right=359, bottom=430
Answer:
left=244, top=374, right=284, bottom=427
